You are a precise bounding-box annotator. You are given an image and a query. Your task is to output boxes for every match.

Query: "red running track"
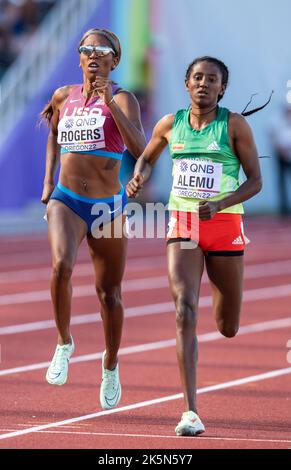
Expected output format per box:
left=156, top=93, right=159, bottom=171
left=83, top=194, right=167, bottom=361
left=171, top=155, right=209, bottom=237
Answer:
left=0, top=216, right=291, bottom=449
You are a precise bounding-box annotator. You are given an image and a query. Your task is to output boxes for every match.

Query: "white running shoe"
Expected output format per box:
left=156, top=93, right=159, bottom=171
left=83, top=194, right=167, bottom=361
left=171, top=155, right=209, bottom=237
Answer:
left=175, top=410, right=205, bottom=436
left=46, top=337, right=74, bottom=386
left=100, top=351, right=121, bottom=410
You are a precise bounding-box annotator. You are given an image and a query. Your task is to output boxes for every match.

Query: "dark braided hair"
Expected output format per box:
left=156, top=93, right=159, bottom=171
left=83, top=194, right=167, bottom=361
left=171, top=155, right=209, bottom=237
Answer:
left=185, top=56, right=273, bottom=116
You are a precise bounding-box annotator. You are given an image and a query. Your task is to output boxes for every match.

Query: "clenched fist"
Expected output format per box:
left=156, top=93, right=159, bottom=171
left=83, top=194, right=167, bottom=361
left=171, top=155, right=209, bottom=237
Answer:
left=126, top=173, right=144, bottom=198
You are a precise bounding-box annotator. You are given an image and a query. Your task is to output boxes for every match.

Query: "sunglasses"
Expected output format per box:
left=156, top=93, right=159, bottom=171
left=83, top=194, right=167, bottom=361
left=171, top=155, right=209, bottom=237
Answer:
left=78, top=45, right=115, bottom=57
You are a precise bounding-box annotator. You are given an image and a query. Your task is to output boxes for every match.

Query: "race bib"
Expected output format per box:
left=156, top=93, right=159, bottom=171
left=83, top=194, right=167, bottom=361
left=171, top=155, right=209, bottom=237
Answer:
left=172, top=158, right=223, bottom=199
left=58, top=112, right=106, bottom=152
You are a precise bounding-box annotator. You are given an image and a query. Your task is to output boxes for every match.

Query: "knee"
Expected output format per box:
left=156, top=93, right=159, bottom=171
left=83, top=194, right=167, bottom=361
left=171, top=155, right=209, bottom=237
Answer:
left=97, top=286, right=122, bottom=310
left=218, top=322, right=239, bottom=338
left=52, top=259, right=73, bottom=281
left=175, top=295, right=198, bottom=330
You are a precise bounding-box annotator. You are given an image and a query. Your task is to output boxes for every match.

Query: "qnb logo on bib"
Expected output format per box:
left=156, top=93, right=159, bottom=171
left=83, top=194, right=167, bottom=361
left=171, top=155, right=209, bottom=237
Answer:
left=172, top=158, right=223, bottom=199
left=180, top=161, right=188, bottom=172
left=65, top=119, right=74, bottom=129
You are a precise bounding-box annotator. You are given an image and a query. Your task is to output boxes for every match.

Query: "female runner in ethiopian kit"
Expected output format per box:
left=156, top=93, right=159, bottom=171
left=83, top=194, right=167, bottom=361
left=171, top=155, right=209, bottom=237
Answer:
left=126, top=56, right=262, bottom=436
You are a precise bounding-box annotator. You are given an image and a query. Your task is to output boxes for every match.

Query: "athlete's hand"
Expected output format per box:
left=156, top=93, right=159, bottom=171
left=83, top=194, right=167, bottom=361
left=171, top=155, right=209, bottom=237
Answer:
left=91, top=76, right=113, bottom=105
left=41, top=181, right=54, bottom=204
left=126, top=173, right=144, bottom=198
left=198, top=201, right=219, bottom=220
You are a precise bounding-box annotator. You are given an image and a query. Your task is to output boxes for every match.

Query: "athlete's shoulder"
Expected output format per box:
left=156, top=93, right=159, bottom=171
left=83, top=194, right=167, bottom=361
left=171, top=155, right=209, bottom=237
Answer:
left=148, top=114, right=174, bottom=141
left=228, top=111, right=251, bottom=127
left=228, top=112, right=253, bottom=138
left=52, top=85, right=71, bottom=101
left=114, top=88, right=142, bottom=107
left=114, top=88, right=136, bottom=99
left=157, top=113, right=175, bottom=130
left=228, top=111, right=245, bottom=122
left=52, top=85, right=79, bottom=107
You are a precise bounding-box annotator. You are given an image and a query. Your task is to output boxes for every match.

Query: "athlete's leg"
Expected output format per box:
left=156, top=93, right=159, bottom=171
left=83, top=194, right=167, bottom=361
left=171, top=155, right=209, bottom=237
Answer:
left=205, top=255, right=244, bottom=337
left=167, top=242, right=204, bottom=412
left=47, top=200, right=87, bottom=344
left=87, top=216, right=128, bottom=370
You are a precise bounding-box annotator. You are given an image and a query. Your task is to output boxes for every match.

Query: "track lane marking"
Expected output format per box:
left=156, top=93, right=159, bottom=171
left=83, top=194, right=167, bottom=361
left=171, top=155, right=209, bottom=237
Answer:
left=1, top=428, right=291, bottom=445
left=4, top=429, right=289, bottom=445
left=0, top=256, right=167, bottom=283
left=1, top=287, right=291, bottom=334
left=1, top=316, right=291, bottom=376
left=0, top=366, right=290, bottom=441
left=1, top=258, right=291, bottom=284
left=0, top=228, right=289, bottom=266
left=1, top=258, right=291, bottom=305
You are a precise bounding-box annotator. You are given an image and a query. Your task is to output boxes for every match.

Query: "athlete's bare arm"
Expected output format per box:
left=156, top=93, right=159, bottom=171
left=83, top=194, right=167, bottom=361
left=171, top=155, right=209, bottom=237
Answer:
left=199, top=113, right=262, bottom=220
left=111, top=90, right=146, bottom=158
left=126, top=114, right=174, bottom=198
left=41, top=86, right=72, bottom=204
left=89, top=76, right=146, bottom=158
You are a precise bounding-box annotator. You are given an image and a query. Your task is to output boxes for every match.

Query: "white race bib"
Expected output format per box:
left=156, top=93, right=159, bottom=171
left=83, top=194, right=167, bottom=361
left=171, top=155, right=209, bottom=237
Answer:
left=172, top=158, right=223, bottom=199
left=58, top=113, right=106, bottom=152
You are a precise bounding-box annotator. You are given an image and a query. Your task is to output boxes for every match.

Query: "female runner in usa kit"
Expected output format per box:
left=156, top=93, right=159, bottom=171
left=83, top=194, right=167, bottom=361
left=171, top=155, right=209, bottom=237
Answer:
left=40, top=28, right=146, bottom=409
left=126, top=57, right=262, bottom=435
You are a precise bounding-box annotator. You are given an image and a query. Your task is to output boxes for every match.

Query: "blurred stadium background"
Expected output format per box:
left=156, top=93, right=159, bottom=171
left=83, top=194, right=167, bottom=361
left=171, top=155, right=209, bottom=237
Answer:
left=0, top=0, right=290, bottom=234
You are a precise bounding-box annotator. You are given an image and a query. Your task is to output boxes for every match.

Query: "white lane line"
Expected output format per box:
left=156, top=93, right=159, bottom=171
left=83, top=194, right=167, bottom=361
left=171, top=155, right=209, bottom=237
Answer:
left=1, top=281, right=291, bottom=335
left=1, top=257, right=291, bottom=298
left=0, top=276, right=170, bottom=305
left=1, top=257, right=291, bottom=285
left=1, top=275, right=291, bottom=307
left=0, top=243, right=162, bottom=268
left=0, top=366, right=290, bottom=441
left=15, top=423, right=88, bottom=429
left=0, top=339, right=175, bottom=377
left=1, top=316, right=291, bottom=376
left=11, top=429, right=291, bottom=445
left=0, top=301, right=177, bottom=335
left=0, top=230, right=289, bottom=269
left=0, top=256, right=166, bottom=284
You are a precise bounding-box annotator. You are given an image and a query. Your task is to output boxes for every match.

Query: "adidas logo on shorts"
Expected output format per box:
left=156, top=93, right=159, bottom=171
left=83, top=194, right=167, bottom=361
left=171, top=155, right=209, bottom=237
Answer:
left=232, top=235, right=244, bottom=245
left=207, top=140, right=221, bottom=151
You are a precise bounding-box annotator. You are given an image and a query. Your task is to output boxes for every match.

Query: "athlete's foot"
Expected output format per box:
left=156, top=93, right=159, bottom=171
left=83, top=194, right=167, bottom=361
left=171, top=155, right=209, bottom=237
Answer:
left=100, top=350, right=121, bottom=410
left=46, top=336, right=74, bottom=385
left=175, top=410, right=205, bottom=436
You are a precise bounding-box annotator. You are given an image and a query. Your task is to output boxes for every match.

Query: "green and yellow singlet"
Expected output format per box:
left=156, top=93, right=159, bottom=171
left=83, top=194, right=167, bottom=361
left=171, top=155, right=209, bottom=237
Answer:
left=168, top=106, right=243, bottom=214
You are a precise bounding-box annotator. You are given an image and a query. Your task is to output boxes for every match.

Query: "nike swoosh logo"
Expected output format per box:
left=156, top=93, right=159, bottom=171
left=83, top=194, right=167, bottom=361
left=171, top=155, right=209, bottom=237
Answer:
left=48, top=371, right=61, bottom=379
left=104, top=386, right=120, bottom=407
left=70, top=99, right=81, bottom=103
left=108, top=206, right=121, bottom=215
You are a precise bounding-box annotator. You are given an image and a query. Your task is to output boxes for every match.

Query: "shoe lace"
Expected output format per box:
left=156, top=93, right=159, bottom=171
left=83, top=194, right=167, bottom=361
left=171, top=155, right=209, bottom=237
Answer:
left=103, top=369, right=118, bottom=390
left=52, top=345, right=70, bottom=369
